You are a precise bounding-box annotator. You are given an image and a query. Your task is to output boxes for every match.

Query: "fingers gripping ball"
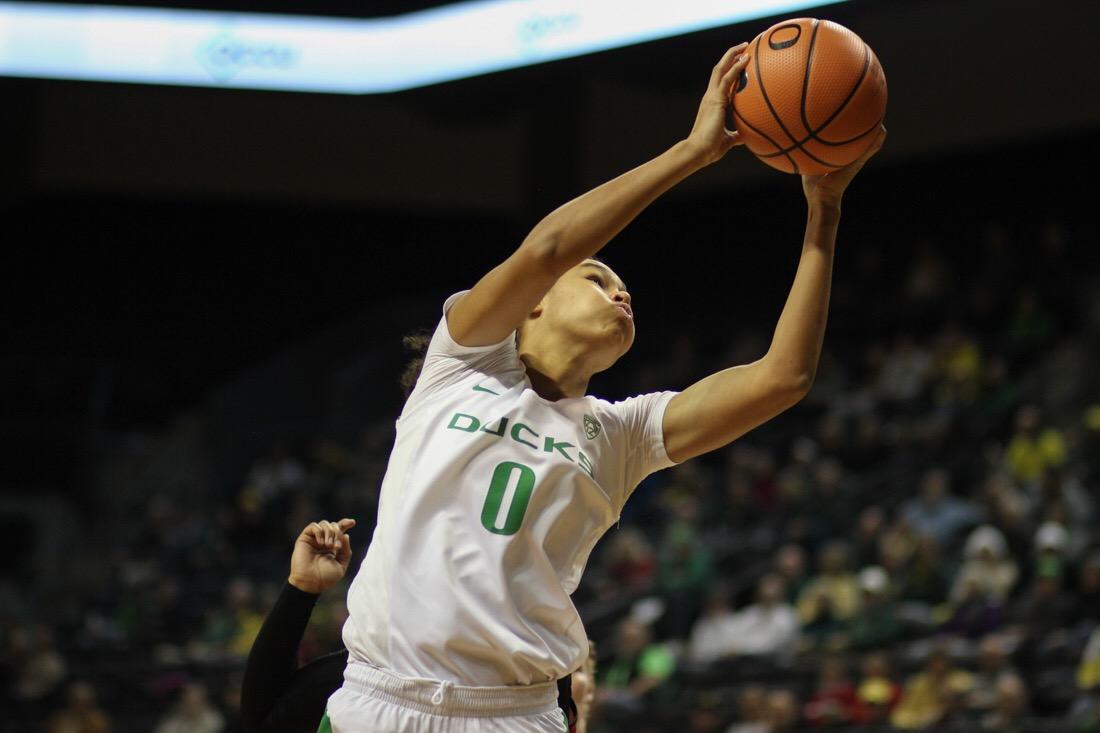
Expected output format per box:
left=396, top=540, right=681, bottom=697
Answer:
left=732, top=18, right=887, bottom=175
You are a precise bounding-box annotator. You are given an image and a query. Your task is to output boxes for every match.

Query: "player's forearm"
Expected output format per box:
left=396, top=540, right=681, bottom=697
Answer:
left=523, top=140, right=708, bottom=269
left=763, top=202, right=840, bottom=390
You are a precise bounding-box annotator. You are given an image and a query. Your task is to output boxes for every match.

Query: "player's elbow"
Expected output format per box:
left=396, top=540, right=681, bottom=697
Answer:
left=520, top=226, right=569, bottom=272
left=766, top=372, right=813, bottom=408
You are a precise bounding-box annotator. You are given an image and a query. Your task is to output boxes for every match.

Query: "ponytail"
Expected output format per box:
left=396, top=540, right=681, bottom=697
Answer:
left=399, top=330, right=432, bottom=398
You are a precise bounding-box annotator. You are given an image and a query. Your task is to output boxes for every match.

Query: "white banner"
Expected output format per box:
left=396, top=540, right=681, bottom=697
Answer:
left=0, top=0, right=845, bottom=93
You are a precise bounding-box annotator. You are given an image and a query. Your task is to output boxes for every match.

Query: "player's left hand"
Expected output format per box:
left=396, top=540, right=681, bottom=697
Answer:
left=684, top=43, right=751, bottom=165
left=288, top=518, right=356, bottom=595
left=802, top=125, right=886, bottom=207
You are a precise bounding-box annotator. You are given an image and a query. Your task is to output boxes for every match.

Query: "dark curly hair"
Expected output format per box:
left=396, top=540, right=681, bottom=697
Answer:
left=399, top=330, right=432, bottom=398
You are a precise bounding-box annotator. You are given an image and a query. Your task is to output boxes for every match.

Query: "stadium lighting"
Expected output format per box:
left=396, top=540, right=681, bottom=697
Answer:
left=0, top=0, right=846, bottom=93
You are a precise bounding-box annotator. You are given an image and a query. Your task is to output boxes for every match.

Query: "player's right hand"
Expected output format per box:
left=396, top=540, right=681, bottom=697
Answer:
left=288, top=518, right=356, bottom=595
left=684, top=44, right=751, bottom=166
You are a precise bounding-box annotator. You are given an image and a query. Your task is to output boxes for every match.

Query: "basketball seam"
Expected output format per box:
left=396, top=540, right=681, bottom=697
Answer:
left=753, top=32, right=801, bottom=152
left=733, top=107, right=799, bottom=174
left=775, top=25, right=873, bottom=170
left=757, top=116, right=881, bottom=161
left=801, top=32, right=873, bottom=146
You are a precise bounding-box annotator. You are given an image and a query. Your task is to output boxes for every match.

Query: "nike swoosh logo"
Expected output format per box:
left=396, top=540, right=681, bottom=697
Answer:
left=472, top=383, right=500, bottom=395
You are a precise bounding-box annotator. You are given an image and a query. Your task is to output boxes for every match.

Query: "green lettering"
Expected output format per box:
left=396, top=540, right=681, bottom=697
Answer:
left=447, top=413, right=480, bottom=432
left=578, top=451, right=594, bottom=478
left=481, top=461, right=536, bottom=536
left=543, top=436, right=575, bottom=462
left=510, top=422, right=539, bottom=449
left=480, top=416, right=509, bottom=437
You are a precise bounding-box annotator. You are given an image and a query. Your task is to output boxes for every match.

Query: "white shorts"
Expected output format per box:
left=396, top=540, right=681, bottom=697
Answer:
left=324, top=660, right=568, bottom=733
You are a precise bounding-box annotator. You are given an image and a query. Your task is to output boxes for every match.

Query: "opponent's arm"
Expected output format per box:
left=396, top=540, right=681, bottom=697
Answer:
left=447, top=45, right=751, bottom=347
left=241, top=519, right=355, bottom=733
left=663, top=128, right=886, bottom=464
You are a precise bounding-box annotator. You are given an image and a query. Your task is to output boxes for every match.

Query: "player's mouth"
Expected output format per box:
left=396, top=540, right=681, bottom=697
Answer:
left=614, top=303, right=633, bottom=320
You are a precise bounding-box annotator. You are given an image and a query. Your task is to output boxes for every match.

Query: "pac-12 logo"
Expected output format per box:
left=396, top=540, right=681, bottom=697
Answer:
left=198, top=32, right=298, bottom=83
left=583, top=414, right=601, bottom=440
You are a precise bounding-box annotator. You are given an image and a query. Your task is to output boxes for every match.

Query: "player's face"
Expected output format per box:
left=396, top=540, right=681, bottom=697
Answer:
left=542, top=259, right=635, bottom=366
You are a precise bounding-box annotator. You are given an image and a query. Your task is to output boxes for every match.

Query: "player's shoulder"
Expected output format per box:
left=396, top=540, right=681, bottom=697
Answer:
left=584, top=390, right=677, bottom=428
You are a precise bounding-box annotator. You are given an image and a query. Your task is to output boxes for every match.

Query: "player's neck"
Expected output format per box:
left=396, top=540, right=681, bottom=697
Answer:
left=518, top=342, right=592, bottom=400
left=522, top=364, right=589, bottom=401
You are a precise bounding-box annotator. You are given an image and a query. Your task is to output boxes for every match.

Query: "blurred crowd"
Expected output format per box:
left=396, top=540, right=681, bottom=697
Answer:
left=3, top=215, right=1099, bottom=733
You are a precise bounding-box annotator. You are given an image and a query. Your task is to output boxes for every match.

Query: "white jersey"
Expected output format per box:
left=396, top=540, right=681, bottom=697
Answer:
left=342, top=292, right=678, bottom=686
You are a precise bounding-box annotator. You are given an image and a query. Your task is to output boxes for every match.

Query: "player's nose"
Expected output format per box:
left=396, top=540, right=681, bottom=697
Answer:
left=613, top=289, right=631, bottom=305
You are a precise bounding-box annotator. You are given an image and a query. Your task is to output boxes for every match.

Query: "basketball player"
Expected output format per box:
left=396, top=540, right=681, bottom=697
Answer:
left=326, top=43, right=885, bottom=732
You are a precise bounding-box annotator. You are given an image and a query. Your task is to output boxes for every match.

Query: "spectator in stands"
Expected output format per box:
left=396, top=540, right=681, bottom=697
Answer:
left=979, top=673, right=1031, bottom=732
left=899, top=468, right=981, bottom=546
left=656, top=519, right=713, bottom=640
left=687, top=584, right=739, bottom=664
left=707, top=574, right=798, bottom=659
left=153, top=683, right=225, bottom=733
left=727, top=685, right=768, bottom=733
left=196, top=578, right=265, bottom=661
left=10, top=623, right=66, bottom=705
left=876, top=333, right=932, bottom=405
left=797, top=542, right=860, bottom=626
left=966, top=634, right=1019, bottom=713
left=1079, top=626, right=1100, bottom=689
left=602, top=527, right=657, bottom=595
left=1072, top=552, right=1100, bottom=628
left=854, top=652, right=901, bottom=724
left=805, top=458, right=855, bottom=545
left=951, top=525, right=1018, bottom=605
left=1075, top=628, right=1100, bottom=731
left=978, top=470, right=1032, bottom=558
left=1032, top=520, right=1071, bottom=580
left=1033, top=468, right=1094, bottom=558
left=1004, top=404, right=1067, bottom=486
left=897, top=533, right=950, bottom=607
left=849, top=412, right=889, bottom=471
left=933, top=322, right=983, bottom=404
left=687, top=691, right=726, bottom=733
left=803, top=656, right=858, bottom=727
left=1006, top=287, right=1056, bottom=356
left=45, top=681, right=112, bottom=733
left=839, top=566, right=902, bottom=651
left=852, top=505, right=886, bottom=568
left=774, top=544, right=809, bottom=605
left=942, top=574, right=1004, bottom=639
left=1008, top=560, right=1077, bottom=651
left=891, top=647, right=974, bottom=730
left=686, top=581, right=739, bottom=660
left=600, top=617, right=676, bottom=705
left=1071, top=695, right=1100, bottom=733
left=765, top=689, right=799, bottom=733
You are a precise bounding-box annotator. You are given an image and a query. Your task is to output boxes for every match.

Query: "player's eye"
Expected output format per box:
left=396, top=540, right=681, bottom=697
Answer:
left=586, top=275, right=604, bottom=287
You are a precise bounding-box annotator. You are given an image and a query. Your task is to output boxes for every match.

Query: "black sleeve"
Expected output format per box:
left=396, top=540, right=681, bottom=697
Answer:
left=261, top=649, right=348, bottom=733
left=241, top=582, right=347, bottom=733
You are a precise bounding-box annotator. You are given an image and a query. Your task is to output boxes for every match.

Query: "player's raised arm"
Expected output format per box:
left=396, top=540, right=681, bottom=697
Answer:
left=662, top=127, right=886, bottom=464
left=447, top=44, right=751, bottom=347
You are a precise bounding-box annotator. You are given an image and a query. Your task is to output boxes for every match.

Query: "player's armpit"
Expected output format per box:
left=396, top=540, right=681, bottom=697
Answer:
left=661, top=359, right=809, bottom=463
left=446, top=243, right=565, bottom=347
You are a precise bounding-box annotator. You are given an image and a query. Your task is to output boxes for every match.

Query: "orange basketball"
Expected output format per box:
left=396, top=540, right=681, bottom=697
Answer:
left=732, top=18, right=887, bottom=176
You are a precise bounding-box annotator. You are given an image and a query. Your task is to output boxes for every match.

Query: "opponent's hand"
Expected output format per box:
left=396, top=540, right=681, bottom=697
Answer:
left=685, top=43, right=751, bottom=166
left=288, top=518, right=356, bottom=595
left=802, top=125, right=886, bottom=208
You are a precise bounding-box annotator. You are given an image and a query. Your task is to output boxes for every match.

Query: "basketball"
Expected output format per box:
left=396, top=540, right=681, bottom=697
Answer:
left=732, top=18, right=887, bottom=176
